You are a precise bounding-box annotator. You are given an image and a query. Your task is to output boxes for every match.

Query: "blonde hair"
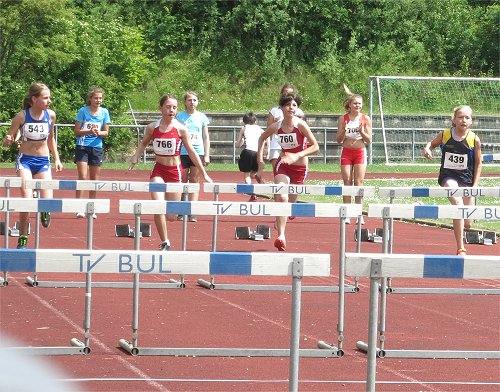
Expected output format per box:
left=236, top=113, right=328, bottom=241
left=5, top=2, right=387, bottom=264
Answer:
left=86, top=87, right=104, bottom=105
left=342, top=83, right=363, bottom=111
left=451, top=105, right=473, bottom=126
left=22, top=83, right=50, bottom=109
left=183, top=91, right=199, bottom=102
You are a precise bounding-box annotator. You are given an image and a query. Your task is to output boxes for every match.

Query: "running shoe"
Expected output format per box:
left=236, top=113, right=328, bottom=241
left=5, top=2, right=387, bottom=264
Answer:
left=274, top=237, right=286, bottom=251
left=188, top=215, right=197, bottom=222
left=159, top=242, right=171, bottom=251
left=288, top=216, right=295, bottom=221
left=457, top=248, right=467, bottom=256
left=356, top=216, right=365, bottom=225
left=76, top=212, right=85, bottom=219
left=17, top=235, right=28, bottom=249
left=176, top=215, right=184, bottom=221
left=345, top=218, right=351, bottom=224
left=41, top=212, right=51, bottom=228
left=248, top=194, right=257, bottom=202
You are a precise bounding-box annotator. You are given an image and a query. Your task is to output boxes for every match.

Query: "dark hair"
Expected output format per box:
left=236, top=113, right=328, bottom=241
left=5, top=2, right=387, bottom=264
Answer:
left=279, top=93, right=301, bottom=107
left=159, top=93, right=177, bottom=107
left=280, top=83, right=296, bottom=95
left=243, top=112, right=256, bottom=125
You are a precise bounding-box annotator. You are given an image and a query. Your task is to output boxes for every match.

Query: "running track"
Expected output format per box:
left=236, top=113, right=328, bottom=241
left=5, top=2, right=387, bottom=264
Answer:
left=0, top=168, right=499, bottom=392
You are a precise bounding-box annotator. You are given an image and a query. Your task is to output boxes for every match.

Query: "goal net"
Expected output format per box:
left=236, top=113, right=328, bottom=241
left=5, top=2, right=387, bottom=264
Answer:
left=368, top=76, right=500, bottom=165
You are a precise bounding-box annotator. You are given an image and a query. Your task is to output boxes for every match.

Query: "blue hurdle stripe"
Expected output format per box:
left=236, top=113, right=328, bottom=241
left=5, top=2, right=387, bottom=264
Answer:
left=38, top=199, right=63, bottom=212
left=324, top=186, right=343, bottom=196
left=0, top=249, right=36, bottom=272
left=58, top=180, right=78, bottom=190
left=411, top=188, right=430, bottom=197
left=413, top=205, right=439, bottom=219
left=210, top=252, right=252, bottom=275
left=236, top=184, right=254, bottom=194
left=291, top=203, right=316, bottom=217
left=423, top=255, right=465, bottom=278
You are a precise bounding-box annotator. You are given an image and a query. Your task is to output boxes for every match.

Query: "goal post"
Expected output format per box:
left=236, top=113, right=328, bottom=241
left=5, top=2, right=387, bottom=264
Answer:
left=368, top=76, right=500, bottom=165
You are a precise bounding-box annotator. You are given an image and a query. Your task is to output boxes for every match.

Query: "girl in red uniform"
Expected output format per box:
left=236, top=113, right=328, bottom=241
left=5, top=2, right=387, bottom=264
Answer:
left=336, top=84, right=372, bottom=224
left=129, top=94, right=212, bottom=250
left=257, top=94, right=319, bottom=251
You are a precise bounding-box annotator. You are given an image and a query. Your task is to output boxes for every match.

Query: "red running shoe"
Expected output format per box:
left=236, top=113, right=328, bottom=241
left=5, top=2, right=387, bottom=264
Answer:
left=274, top=237, right=286, bottom=251
left=288, top=216, right=295, bottom=221
left=248, top=194, right=257, bottom=202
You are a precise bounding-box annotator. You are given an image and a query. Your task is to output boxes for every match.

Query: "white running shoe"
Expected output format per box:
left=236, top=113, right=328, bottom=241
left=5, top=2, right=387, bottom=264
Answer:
left=356, top=216, right=365, bottom=225
left=76, top=212, right=85, bottom=219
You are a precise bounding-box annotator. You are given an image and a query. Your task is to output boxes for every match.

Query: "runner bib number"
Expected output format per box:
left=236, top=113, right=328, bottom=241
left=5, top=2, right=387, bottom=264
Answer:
left=153, top=138, right=177, bottom=155
left=23, top=122, right=49, bottom=140
left=443, top=152, right=468, bottom=170
left=278, top=133, right=299, bottom=149
left=190, top=132, right=201, bottom=146
left=82, top=122, right=101, bottom=134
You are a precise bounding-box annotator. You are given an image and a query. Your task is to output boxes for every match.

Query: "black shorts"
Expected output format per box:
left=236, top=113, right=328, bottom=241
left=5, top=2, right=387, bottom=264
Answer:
left=180, top=154, right=204, bottom=169
left=238, top=149, right=258, bottom=173
left=74, top=146, right=104, bottom=166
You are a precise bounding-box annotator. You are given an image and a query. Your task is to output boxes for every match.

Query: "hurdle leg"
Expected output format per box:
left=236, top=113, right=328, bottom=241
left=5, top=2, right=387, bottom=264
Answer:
left=377, top=216, right=391, bottom=350
left=289, top=258, right=303, bottom=392
left=366, top=262, right=381, bottom=392
left=198, top=188, right=219, bottom=289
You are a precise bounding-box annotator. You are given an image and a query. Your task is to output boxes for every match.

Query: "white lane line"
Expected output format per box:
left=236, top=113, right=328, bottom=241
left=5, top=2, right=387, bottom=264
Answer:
left=9, top=277, right=170, bottom=392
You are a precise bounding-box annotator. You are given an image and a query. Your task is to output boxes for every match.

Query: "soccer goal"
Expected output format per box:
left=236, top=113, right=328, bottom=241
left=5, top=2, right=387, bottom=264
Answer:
left=368, top=76, right=500, bottom=165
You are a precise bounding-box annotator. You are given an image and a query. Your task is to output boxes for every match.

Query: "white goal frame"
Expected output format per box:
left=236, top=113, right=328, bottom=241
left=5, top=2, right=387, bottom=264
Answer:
left=368, top=76, right=500, bottom=165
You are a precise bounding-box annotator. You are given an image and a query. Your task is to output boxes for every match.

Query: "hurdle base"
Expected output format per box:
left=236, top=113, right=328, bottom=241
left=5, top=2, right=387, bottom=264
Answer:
left=387, top=286, right=500, bottom=295
left=356, top=340, right=499, bottom=359
left=317, top=340, right=344, bottom=357
left=3, top=339, right=89, bottom=356
left=25, top=276, right=185, bottom=289
left=197, top=279, right=357, bottom=293
left=118, top=344, right=340, bottom=357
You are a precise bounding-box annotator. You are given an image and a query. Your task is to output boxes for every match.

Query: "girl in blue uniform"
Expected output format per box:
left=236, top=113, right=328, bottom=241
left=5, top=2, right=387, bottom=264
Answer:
left=2, top=83, right=63, bottom=248
left=73, top=87, right=111, bottom=218
left=423, top=105, right=482, bottom=256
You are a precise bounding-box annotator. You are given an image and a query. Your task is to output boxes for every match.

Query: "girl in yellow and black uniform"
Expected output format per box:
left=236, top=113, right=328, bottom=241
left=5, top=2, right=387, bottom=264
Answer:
left=423, top=105, right=482, bottom=256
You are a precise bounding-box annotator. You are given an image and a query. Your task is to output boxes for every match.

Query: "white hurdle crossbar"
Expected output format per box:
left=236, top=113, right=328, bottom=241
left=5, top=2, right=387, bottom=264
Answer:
left=23, top=179, right=199, bottom=289
left=120, top=199, right=363, bottom=356
left=361, top=204, right=500, bottom=359
left=345, top=253, right=500, bottom=391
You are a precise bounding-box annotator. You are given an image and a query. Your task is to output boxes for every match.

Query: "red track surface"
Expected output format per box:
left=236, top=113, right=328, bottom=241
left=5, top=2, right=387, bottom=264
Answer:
left=0, top=168, right=499, bottom=392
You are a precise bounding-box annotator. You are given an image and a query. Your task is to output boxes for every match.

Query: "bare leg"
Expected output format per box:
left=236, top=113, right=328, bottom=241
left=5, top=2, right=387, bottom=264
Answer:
left=76, top=161, right=89, bottom=199
left=340, top=164, right=353, bottom=204
left=88, top=165, right=101, bottom=199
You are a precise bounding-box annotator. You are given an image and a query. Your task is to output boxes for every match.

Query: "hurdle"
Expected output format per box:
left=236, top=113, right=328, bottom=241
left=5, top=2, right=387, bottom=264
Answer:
left=204, top=183, right=375, bottom=254
left=0, top=177, right=23, bottom=286
left=345, top=253, right=500, bottom=391
left=356, top=204, right=500, bottom=359
left=482, top=153, right=500, bottom=162
left=0, top=197, right=109, bottom=289
left=120, top=199, right=362, bottom=356
left=23, top=179, right=198, bottom=288
left=377, top=188, right=499, bottom=294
